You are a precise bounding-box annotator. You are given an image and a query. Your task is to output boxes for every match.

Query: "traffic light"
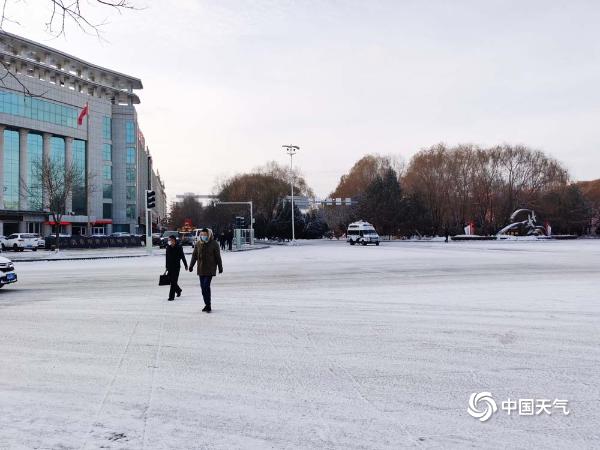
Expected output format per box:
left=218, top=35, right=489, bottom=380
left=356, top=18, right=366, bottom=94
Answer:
left=146, top=190, right=156, bottom=209
left=235, top=216, right=246, bottom=229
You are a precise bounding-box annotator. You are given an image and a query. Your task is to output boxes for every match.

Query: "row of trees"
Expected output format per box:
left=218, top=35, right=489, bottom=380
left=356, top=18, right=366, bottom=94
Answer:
left=327, top=145, right=592, bottom=237
left=170, top=145, right=596, bottom=239
left=169, top=162, right=327, bottom=239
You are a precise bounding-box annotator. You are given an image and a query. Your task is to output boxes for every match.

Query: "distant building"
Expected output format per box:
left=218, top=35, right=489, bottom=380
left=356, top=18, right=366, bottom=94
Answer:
left=174, top=193, right=217, bottom=205
left=0, top=31, right=165, bottom=236
left=136, top=130, right=167, bottom=233
left=284, top=196, right=355, bottom=213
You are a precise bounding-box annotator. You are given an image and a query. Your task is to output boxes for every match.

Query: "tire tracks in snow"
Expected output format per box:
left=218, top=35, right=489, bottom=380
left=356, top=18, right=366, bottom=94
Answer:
left=79, top=320, right=140, bottom=450
left=141, top=295, right=166, bottom=449
left=296, top=323, right=423, bottom=447
left=262, top=324, right=335, bottom=447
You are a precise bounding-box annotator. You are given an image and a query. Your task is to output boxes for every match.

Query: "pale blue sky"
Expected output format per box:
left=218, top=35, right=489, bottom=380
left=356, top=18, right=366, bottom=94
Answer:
left=5, top=0, right=600, bottom=199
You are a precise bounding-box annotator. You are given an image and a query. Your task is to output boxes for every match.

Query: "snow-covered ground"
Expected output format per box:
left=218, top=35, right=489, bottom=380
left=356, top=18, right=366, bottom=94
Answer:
left=0, top=240, right=598, bottom=449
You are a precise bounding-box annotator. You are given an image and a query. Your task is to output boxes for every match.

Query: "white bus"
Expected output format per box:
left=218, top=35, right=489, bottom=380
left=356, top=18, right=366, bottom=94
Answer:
left=347, top=221, right=380, bottom=246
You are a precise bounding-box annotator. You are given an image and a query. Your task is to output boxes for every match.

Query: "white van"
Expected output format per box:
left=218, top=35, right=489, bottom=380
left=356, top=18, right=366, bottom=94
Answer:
left=347, top=221, right=380, bottom=246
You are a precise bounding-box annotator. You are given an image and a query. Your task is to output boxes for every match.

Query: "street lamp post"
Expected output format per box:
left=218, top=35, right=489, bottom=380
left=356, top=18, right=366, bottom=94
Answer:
left=282, top=145, right=299, bottom=242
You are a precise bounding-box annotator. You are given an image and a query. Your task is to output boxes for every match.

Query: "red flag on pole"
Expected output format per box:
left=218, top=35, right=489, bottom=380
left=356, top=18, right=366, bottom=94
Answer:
left=77, top=102, right=89, bottom=126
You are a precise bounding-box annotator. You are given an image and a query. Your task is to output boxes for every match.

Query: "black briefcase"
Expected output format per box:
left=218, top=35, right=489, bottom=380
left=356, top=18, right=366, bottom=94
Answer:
left=159, top=271, right=170, bottom=286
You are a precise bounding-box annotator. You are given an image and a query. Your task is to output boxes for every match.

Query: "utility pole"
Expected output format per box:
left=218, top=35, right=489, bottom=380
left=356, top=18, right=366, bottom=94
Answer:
left=282, top=145, right=299, bottom=242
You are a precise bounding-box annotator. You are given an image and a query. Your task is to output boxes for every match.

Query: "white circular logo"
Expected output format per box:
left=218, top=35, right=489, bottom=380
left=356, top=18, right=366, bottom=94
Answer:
left=467, top=392, right=498, bottom=422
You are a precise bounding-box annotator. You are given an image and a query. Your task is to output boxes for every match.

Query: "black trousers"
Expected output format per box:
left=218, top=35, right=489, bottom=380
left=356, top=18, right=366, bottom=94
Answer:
left=199, top=275, right=213, bottom=306
left=168, top=268, right=181, bottom=299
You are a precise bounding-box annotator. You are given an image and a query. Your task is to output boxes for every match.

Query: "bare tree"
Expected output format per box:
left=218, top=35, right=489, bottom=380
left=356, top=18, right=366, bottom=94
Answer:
left=403, top=144, right=571, bottom=235
left=1, top=0, right=138, bottom=37
left=330, top=154, right=402, bottom=199
left=24, top=155, right=94, bottom=250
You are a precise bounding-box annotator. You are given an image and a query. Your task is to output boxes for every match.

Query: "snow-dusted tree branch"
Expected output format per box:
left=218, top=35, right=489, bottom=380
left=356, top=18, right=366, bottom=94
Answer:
left=0, top=0, right=141, bottom=95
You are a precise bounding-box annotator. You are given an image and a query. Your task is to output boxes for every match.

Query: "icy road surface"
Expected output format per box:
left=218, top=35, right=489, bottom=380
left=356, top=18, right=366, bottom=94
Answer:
left=0, top=240, right=598, bottom=449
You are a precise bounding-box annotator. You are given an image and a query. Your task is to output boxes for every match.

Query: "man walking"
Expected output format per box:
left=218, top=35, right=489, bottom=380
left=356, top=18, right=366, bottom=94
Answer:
left=226, top=228, right=233, bottom=251
left=165, top=234, right=188, bottom=301
left=189, top=228, right=223, bottom=313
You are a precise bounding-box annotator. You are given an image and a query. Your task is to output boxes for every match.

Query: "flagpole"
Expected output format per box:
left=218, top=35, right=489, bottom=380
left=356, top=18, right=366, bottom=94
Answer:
left=85, top=103, right=91, bottom=236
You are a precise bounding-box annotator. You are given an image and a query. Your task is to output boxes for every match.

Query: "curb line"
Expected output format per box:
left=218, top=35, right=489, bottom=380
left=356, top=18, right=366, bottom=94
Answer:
left=11, top=245, right=271, bottom=263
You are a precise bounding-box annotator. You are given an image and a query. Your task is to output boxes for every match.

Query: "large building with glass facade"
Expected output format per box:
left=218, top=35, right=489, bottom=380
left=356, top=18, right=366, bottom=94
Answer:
left=0, top=31, right=167, bottom=236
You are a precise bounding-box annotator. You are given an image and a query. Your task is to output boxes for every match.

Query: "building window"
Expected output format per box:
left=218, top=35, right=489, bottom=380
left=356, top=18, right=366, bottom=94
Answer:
left=103, top=203, right=112, bottom=219
left=50, top=136, right=65, bottom=167
left=126, top=204, right=136, bottom=219
left=126, top=185, right=136, bottom=202
left=3, top=129, right=19, bottom=210
left=27, top=133, right=43, bottom=211
left=103, top=184, right=112, bottom=199
left=102, top=116, right=111, bottom=140
left=0, top=90, right=78, bottom=128
left=113, top=224, right=129, bottom=233
left=92, top=226, right=105, bottom=235
left=72, top=139, right=87, bottom=215
left=125, top=120, right=135, bottom=144
left=103, top=165, right=112, bottom=181
left=126, top=166, right=136, bottom=183
left=103, top=143, right=112, bottom=161
left=27, top=222, right=41, bottom=234
left=126, top=147, right=136, bottom=164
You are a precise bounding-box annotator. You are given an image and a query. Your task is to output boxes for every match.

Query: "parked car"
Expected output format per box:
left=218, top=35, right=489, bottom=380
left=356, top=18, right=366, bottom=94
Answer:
left=159, top=231, right=180, bottom=248
left=151, top=233, right=161, bottom=246
left=32, top=233, right=45, bottom=249
left=0, top=255, right=17, bottom=287
left=0, top=235, right=7, bottom=251
left=111, top=232, right=131, bottom=238
left=5, top=233, right=39, bottom=252
left=179, top=232, right=194, bottom=246
left=347, top=221, right=380, bottom=246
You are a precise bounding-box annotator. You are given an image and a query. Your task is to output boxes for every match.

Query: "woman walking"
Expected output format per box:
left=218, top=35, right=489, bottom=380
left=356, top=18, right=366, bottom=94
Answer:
left=189, top=228, right=223, bottom=313
left=165, top=235, right=188, bottom=301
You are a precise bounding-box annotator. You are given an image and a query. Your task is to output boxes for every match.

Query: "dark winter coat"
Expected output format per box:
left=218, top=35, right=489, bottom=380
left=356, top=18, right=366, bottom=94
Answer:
left=190, top=231, right=223, bottom=276
left=166, top=243, right=188, bottom=272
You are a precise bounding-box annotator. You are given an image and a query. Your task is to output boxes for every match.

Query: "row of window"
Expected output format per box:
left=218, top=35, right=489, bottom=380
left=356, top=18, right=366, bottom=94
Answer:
left=126, top=120, right=135, bottom=144
left=103, top=116, right=112, bottom=140
left=0, top=91, right=80, bottom=129
left=0, top=90, right=136, bottom=146
left=2, top=130, right=86, bottom=213
left=102, top=182, right=137, bottom=200
left=101, top=203, right=136, bottom=220
left=125, top=139, right=136, bottom=218
left=1, top=98, right=139, bottom=220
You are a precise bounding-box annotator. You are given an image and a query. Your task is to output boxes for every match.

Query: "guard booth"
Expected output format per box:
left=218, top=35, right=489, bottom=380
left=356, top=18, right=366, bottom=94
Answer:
left=234, top=229, right=254, bottom=249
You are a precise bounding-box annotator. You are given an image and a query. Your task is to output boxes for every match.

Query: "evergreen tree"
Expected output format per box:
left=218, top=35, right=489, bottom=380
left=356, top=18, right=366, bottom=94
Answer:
left=356, top=168, right=405, bottom=237
left=269, top=201, right=305, bottom=239
left=302, top=210, right=329, bottom=239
